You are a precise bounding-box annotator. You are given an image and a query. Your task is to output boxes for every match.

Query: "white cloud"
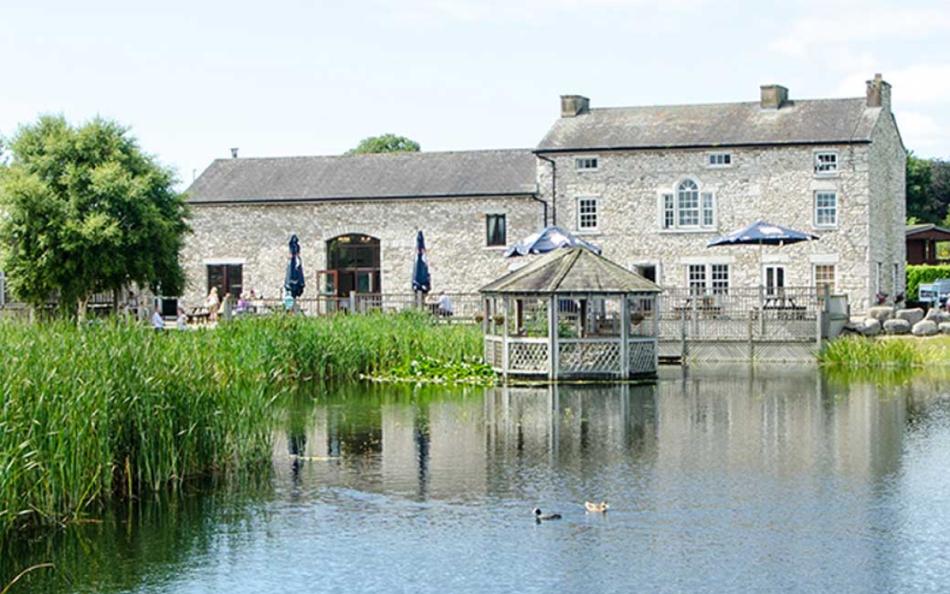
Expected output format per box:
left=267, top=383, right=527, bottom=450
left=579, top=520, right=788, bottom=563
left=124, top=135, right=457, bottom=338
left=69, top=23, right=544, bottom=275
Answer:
left=381, top=0, right=709, bottom=26
left=770, top=7, right=950, bottom=57
left=895, top=110, right=945, bottom=154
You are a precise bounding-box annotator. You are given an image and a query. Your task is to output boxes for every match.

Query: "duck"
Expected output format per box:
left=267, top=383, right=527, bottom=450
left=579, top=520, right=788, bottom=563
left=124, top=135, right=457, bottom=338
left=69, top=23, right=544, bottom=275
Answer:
left=585, top=501, right=609, bottom=513
left=533, top=507, right=562, bottom=522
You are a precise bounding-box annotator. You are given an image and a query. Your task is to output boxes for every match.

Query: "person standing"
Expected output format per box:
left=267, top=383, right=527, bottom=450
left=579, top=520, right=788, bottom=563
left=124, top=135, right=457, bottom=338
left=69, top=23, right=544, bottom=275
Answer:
left=205, top=287, right=220, bottom=323
left=151, top=307, right=165, bottom=331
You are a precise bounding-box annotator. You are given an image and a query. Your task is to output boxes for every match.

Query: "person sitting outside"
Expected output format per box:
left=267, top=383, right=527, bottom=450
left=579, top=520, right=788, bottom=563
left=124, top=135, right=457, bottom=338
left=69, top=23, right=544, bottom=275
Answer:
left=176, top=307, right=188, bottom=330
left=436, top=291, right=454, bottom=317
left=235, top=292, right=250, bottom=315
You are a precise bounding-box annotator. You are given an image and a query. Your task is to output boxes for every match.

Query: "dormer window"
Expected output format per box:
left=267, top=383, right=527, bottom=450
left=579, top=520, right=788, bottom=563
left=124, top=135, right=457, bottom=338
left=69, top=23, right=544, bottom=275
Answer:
left=708, top=153, right=732, bottom=167
left=815, top=151, right=838, bottom=175
left=575, top=157, right=599, bottom=171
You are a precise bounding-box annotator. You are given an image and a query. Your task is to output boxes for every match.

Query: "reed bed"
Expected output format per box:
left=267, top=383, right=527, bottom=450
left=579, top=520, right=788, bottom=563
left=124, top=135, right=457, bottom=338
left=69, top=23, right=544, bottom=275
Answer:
left=0, top=312, right=481, bottom=535
left=819, top=335, right=950, bottom=369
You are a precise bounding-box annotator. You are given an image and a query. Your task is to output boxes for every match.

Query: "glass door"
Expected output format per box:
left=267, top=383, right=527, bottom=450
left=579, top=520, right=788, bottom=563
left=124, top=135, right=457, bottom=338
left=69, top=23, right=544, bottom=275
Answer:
left=763, top=265, right=785, bottom=298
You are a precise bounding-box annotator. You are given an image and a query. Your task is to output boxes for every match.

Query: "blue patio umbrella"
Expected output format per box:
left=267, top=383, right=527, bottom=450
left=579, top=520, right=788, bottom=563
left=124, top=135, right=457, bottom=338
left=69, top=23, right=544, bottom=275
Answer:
left=504, top=225, right=602, bottom=257
left=412, top=231, right=431, bottom=293
left=284, top=234, right=306, bottom=299
left=707, top=220, right=818, bottom=247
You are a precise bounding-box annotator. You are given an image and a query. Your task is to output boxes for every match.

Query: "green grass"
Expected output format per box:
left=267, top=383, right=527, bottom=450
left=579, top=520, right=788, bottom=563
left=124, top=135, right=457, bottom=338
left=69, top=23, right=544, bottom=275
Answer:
left=0, top=312, right=482, bottom=535
left=819, top=335, right=950, bottom=369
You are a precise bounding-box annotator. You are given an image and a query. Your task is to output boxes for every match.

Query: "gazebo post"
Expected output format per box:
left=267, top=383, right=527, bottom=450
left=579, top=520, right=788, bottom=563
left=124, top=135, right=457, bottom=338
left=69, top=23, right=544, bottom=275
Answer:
left=502, top=295, right=509, bottom=382
left=653, top=292, right=661, bottom=372
left=620, top=294, right=630, bottom=379
left=548, top=294, right=558, bottom=381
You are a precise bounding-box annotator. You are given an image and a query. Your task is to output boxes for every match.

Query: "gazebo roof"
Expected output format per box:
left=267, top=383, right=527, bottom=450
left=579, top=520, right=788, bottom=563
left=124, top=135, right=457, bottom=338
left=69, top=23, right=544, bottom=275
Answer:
left=480, top=247, right=661, bottom=294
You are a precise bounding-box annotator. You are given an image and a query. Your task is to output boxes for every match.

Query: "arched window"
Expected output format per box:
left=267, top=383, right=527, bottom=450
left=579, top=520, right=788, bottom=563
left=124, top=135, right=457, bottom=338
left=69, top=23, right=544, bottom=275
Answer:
left=660, top=179, right=716, bottom=230
left=677, top=180, right=700, bottom=226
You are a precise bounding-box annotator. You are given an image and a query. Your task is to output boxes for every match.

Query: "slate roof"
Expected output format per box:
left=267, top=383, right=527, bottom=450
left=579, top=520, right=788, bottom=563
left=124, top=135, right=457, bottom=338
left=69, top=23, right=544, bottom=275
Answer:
left=186, top=149, right=537, bottom=203
left=481, top=247, right=661, bottom=294
left=537, top=98, right=881, bottom=151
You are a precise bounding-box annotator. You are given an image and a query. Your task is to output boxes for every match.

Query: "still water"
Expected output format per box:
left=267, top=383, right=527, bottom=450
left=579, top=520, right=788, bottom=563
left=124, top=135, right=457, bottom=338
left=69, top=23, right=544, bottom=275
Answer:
left=4, top=366, right=950, bottom=593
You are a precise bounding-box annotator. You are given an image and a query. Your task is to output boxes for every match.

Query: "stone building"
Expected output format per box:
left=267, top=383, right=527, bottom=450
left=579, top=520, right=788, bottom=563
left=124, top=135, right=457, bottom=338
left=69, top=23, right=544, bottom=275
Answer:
left=182, top=149, right=540, bottom=305
left=183, top=75, right=904, bottom=312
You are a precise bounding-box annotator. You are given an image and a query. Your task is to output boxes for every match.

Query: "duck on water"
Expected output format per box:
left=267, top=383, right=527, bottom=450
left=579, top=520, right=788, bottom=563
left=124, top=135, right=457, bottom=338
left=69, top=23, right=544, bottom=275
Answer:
left=533, top=508, right=562, bottom=523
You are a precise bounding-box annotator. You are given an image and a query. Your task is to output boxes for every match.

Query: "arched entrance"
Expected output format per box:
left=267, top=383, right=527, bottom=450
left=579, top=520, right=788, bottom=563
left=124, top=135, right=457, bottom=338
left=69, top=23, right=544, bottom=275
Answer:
left=321, top=234, right=381, bottom=297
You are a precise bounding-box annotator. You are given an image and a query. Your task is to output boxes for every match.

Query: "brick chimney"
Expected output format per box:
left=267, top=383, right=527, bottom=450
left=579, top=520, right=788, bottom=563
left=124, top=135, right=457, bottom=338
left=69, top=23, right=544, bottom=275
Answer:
left=560, top=95, right=590, bottom=117
left=866, top=73, right=891, bottom=110
left=760, top=85, right=789, bottom=109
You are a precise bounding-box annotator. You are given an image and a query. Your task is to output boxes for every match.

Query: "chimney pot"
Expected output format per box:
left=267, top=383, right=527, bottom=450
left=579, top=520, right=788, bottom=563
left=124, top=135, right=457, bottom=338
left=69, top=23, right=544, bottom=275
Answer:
left=866, top=73, right=891, bottom=110
left=560, top=95, right=590, bottom=117
left=230, top=147, right=239, bottom=158
left=760, top=85, right=789, bottom=109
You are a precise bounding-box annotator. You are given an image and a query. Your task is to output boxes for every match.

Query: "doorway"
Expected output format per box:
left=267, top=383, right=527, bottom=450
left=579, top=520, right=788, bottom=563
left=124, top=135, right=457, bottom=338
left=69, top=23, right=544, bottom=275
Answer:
left=321, top=234, right=381, bottom=297
left=763, top=264, right=785, bottom=297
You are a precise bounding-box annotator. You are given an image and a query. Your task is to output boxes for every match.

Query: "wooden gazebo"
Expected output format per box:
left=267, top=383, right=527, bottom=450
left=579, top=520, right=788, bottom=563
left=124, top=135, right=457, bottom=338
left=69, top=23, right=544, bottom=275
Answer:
left=480, top=247, right=661, bottom=381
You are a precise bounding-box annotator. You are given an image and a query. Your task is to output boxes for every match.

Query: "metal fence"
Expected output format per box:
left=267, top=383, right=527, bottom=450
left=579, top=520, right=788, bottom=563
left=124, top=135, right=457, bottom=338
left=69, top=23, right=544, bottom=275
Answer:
left=656, top=286, right=822, bottom=362
left=226, top=293, right=484, bottom=322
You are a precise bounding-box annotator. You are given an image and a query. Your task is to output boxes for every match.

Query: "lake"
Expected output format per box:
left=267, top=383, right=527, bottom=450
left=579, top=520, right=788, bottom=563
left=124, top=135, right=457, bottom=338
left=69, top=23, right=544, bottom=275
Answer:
left=4, top=366, right=950, bottom=593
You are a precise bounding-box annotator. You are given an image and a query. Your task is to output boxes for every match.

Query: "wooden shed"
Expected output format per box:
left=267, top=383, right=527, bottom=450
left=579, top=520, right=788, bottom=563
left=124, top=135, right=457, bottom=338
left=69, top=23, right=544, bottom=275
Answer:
left=906, top=224, right=950, bottom=265
left=480, top=247, right=661, bottom=381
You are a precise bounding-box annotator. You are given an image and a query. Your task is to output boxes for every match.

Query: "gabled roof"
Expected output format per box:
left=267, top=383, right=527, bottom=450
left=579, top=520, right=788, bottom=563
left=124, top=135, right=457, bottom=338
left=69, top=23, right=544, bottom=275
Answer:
left=481, top=247, right=661, bottom=294
left=185, top=149, right=537, bottom=204
left=906, top=223, right=950, bottom=239
left=537, top=98, right=881, bottom=152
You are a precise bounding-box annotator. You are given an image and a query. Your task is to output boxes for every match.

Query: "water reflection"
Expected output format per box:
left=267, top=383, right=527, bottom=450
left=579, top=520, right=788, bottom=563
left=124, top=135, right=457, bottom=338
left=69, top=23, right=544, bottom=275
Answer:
left=5, top=367, right=950, bottom=593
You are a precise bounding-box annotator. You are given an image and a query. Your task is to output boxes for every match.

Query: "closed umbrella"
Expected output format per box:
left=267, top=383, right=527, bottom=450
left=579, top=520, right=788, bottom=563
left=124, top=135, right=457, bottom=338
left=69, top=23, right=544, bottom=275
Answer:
left=412, top=230, right=431, bottom=294
left=284, top=234, right=306, bottom=302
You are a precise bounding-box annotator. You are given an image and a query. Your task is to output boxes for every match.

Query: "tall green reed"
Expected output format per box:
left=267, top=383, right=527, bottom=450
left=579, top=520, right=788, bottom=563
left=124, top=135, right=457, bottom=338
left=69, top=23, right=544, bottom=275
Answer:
left=0, top=311, right=481, bottom=535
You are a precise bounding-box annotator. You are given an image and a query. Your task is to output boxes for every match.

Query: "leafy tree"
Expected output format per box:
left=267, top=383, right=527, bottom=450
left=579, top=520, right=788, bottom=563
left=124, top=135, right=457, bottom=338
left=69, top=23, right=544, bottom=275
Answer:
left=907, top=153, right=950, bottom=224
left=345, top=133, right=420, bottom=155
left=0, top=115, right=189, bottom=320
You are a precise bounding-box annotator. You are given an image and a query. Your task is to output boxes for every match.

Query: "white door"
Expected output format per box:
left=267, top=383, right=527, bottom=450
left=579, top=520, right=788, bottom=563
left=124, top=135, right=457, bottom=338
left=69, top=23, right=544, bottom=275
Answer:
left=763, top=265, right=785, bottom=297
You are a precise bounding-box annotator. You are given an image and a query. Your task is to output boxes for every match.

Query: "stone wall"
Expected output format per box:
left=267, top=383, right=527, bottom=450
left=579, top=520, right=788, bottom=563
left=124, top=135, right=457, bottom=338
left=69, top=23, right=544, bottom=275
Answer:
left=182, top=196, right=542, bottom=306
left=536, top=137, right=900, bottom=311
left=867, top=111, right=907, bottom=302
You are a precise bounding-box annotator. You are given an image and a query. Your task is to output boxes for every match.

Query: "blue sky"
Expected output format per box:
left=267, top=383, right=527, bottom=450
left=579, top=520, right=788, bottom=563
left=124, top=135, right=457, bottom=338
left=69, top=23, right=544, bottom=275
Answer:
left=2, top=0, right=948, bottom=188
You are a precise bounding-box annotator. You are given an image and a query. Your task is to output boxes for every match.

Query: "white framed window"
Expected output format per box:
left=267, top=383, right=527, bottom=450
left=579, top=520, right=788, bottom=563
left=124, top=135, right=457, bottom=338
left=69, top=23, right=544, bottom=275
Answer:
left=707, top=153, right=732, bottom=168
left=0, top=271, right=5, bottom=307
left=814, top=264, right=835, bottom=296
left=814, top=191, right=837, bottom=227
left=661, top=179, right=716, bottom=231
left=577, top=197, right=599, bottom=231
left=687, top=264, right=707, bottom=295
left=711, top=264, right=730, bottom=294
left=575, top=157, right=599, bottom=171
left=815, top=151, right=838, bottom=175
left=687, top=263, right=730, bottom=295
left=892, top=263, right=900, bottom=294
left=875, top=262, right=883, bottom=294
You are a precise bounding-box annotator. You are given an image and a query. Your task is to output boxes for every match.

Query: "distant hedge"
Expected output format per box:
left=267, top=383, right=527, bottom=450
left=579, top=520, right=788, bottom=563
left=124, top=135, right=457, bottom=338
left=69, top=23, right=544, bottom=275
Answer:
left=906, top=264, right=950, bottom=300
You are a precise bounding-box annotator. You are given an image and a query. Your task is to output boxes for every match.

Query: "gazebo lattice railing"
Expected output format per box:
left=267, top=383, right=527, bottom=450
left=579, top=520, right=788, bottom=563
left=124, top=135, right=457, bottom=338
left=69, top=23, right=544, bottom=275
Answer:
left=480, top=248, right=661, bottom=381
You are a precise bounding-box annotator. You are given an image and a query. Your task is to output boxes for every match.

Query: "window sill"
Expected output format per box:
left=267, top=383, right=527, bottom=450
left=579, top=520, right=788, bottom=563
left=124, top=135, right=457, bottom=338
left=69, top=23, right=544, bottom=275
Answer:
left=574, top=229, right=602, bottom=236
left=484, top=245, right=508, bottom=251
left=658, top=228, right=719, bottom=234
left=814, top=172, right=839, bottom=178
